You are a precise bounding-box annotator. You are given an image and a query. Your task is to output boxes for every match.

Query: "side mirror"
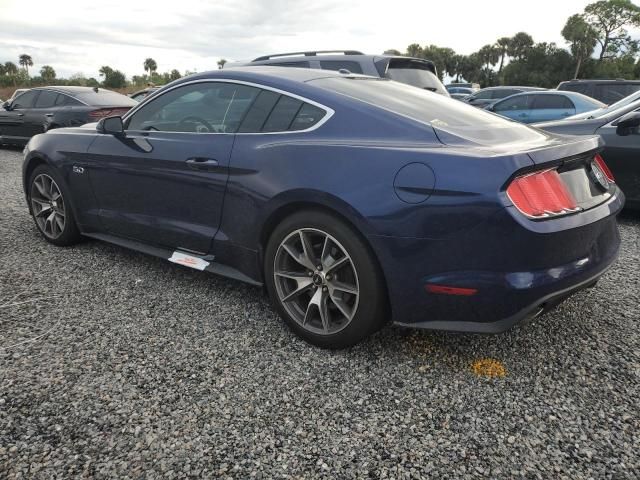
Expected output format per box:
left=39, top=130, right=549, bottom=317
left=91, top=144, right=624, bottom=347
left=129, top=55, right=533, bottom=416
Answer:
left=2, top=101, right=11, bottom=110
left=614, top=111, right=640, bottom=136
left=97, top=116, right=124, bottom=136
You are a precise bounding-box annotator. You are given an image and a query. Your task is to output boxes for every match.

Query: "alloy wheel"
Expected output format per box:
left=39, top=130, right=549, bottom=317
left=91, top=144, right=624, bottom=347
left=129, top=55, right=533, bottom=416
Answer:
left=31, top=174, right=66, bottom=240
left=273, top=228, right=360, bottom=335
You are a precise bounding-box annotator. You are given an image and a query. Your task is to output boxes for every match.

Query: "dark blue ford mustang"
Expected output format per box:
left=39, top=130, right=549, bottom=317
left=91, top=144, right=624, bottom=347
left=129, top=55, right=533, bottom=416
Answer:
left=22, top=67, right=624, bottom=348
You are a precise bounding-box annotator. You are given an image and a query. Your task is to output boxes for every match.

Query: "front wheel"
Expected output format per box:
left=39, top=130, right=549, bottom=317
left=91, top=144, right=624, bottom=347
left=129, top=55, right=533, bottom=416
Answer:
left=29, top=165, right=81, bottom=246
left=265, top=210, right=387, bottom=349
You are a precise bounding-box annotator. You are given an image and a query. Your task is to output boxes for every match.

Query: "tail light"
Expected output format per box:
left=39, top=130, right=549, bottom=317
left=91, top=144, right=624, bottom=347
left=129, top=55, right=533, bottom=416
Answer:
left=594, top=153, right=615, bottom=182
left=89, top=108, right=131, bottom=119
left=507, top=169, right=579, bottom=219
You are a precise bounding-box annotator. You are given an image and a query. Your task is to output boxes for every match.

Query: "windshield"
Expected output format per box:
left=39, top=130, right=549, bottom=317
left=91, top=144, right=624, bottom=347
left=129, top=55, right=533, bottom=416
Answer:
left=310, top=77, right=548, bottom=146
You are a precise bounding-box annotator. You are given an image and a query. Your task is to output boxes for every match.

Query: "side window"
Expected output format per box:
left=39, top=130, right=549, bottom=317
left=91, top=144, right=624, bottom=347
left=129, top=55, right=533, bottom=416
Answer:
left=12, top=90, right=38, bottom=109
left=319, top=61, right=364, bottom=74
left=531, top=95, right=572, bottom=110
left=496, top=89, right=520, bottom=99
left=262, top=96, right=303, bottom=132
left=237, top=90, right=280, bottom=132
left=268, top=61, right=310, bottom=68
left=474, top=90, right=494, bottom=100
left=239, top=90, right=327, bottom=133
left=563, top=83, right=589, bottom=95
left=494, top=95, right=530, bottom=112
left=34, top=90, right=58, bottom=108
left=126, top=82, right=259, bottom=133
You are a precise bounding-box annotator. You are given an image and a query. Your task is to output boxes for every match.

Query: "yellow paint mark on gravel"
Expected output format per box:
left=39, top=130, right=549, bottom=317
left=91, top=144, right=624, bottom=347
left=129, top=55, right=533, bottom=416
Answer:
left=471, top=358, right=507, bottom=378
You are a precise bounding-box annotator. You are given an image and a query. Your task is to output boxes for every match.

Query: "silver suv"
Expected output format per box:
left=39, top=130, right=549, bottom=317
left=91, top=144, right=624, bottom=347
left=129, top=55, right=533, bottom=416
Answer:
left=233, top=50, right=449, bottom=97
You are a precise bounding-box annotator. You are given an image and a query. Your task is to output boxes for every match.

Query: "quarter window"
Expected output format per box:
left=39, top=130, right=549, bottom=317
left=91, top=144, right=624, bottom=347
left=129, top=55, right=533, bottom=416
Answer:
left=239, top=90, right=327, bottom=133
left=54, top=94, right=82, bottom=106
left=126, top=82, right=259, bottom=133
left=262, top=96, right=304, bottom=132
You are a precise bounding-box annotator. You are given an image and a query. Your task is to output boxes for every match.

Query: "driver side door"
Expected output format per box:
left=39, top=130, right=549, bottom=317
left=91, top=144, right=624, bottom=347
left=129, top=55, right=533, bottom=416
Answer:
left=84, top=81, right=259, bottom=254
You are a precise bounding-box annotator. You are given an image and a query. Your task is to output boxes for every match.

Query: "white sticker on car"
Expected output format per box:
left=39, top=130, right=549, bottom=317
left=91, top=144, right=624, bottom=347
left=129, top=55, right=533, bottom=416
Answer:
left=168, top=251, right=210, bottom=271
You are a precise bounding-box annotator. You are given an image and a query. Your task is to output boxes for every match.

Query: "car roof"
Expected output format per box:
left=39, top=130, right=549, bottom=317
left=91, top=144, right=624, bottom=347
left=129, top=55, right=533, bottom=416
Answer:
left=176, top=66, right=361, bottom=85
left=32, top=86, right=108, bottom=95
left=559, top=78, right=640, bottom=84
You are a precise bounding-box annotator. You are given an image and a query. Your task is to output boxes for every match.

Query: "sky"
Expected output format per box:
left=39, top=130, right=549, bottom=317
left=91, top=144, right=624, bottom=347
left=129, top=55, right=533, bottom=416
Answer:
left=0, top=0, right=618, bottom=79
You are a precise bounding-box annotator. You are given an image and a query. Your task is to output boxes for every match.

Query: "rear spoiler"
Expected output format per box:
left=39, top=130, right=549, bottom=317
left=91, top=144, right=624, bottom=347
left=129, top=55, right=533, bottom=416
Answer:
left=374, top=56, right=438, bottom=78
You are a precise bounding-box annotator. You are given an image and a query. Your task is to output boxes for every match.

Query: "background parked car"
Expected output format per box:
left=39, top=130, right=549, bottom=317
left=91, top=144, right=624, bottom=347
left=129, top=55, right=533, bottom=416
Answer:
left=557, top=79, right=640, bottom=105
left=486, top=91, right=605, bottom=123
left=130, top=86, right=161, bottom=102
left=535, top=96, right=640, bottom=209
left=0, top=86, right=137, bottom=146
left=463, top=86, right=546, bottom=108
left=235, top=50, right=450, bottom=96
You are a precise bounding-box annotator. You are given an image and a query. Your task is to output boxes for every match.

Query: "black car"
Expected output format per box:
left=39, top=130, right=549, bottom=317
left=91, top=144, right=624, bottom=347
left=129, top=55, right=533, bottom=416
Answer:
left=557, top=79, right=640, bottom=105
left=234, top=50, right=449, bottom=96
left=535, top=97, right=640, bottom=209
left=0, top=87, right=137, bottom=146
left=464, top=86, right=546, bottom=108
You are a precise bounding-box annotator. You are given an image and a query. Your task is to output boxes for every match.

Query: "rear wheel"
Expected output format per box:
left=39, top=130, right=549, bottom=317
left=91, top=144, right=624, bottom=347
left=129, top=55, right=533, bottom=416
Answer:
left=265, top=210, right=387, bottom=349
left=29, top=165, right=81, bottom=246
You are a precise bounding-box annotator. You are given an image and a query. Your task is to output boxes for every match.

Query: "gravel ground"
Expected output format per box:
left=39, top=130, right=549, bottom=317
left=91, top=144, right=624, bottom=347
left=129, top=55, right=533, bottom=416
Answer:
left=1, top=147, right=639, bottom=479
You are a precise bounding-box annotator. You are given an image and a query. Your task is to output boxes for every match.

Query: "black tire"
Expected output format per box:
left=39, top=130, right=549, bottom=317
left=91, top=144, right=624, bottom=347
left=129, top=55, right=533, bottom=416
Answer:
left=28, top=164, right=82, bottom=246
left=265, top=209, right=387, bottom=349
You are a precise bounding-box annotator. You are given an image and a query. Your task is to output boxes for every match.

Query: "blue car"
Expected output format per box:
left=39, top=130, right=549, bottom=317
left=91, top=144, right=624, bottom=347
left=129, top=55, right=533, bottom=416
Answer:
left=486, top=91, right=605, bottom=123
left=22, top=67, right=623, bottom=348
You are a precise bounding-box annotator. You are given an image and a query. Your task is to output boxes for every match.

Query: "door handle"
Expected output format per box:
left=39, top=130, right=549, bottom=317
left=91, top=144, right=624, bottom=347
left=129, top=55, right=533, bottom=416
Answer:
left=185, top=157, right=219, bottom=170
left=17, top=113, right=24, bottom=117
left=45, top=113, right=54, bottom=117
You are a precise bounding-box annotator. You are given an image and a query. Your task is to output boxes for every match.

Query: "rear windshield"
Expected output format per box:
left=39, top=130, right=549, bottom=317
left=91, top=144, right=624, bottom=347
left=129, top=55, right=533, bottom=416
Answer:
left=310, top=77, right=548, bottom=146
left=386, top=62, right=448, bottom=96
left=73, top=89, right=137, bottom=107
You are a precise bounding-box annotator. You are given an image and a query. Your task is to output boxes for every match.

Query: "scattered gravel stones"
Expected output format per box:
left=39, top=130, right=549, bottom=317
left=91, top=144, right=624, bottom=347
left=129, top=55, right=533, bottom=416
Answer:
left=1, top=147, right=639, bottom=478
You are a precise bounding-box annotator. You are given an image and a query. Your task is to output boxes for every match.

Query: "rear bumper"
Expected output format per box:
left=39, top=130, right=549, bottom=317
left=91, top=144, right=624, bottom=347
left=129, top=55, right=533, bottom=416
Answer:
left=394, top=251, right=615, bottom=333
left=370, top=188, right=623, bottom=333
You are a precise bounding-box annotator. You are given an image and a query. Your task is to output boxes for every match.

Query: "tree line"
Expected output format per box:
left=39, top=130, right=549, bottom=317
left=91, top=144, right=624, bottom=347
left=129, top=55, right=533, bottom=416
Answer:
left=386, top=0, right=640, bottom=88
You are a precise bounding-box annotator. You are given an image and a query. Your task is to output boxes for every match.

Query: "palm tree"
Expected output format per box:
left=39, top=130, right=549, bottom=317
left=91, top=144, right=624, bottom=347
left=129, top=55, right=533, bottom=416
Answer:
left=217, top=58, right=227, bottom=69
left=143, top=58, right=157, bottom=76
left=4, top=61, right=19, bottom=86
left=18, top=54, right=33, bottom=75
left=40, top=65, right=56, bottom=82
left=495, top=37, right=511, bottom=77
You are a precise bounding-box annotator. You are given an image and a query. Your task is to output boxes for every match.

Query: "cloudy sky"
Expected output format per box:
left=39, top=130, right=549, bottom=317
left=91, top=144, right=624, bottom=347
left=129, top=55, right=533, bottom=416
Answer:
left=0, top=0, right=610, bottom=79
